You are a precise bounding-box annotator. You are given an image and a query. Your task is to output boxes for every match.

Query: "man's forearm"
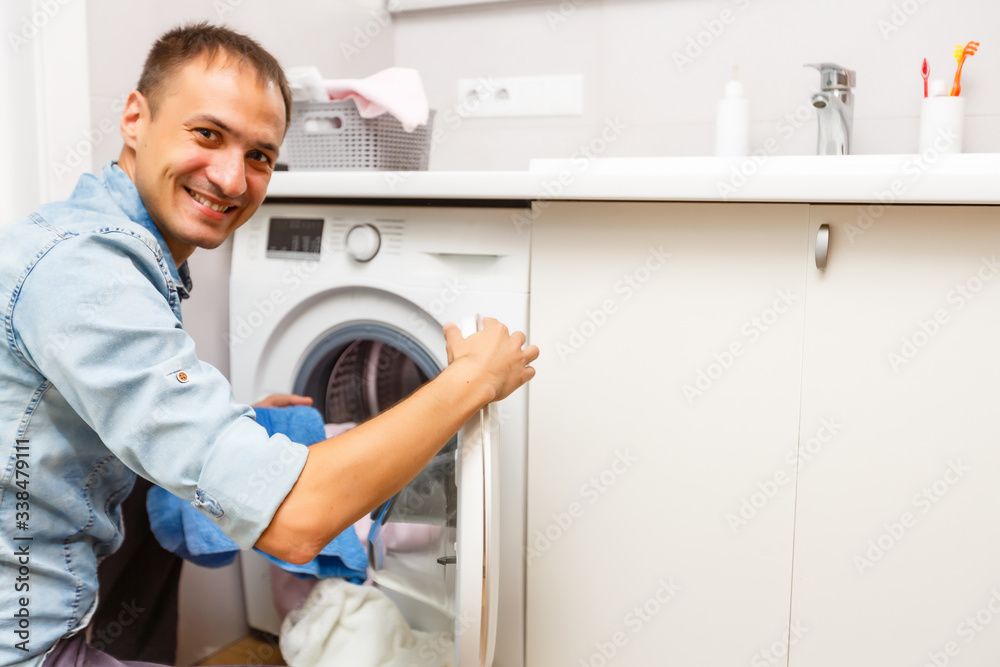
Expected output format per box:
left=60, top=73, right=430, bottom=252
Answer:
left=254, top=357, right=494, bottom=564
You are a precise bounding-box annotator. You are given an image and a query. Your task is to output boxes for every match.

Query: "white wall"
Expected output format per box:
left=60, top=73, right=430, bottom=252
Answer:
left=35, top=0, right=92, bottom=202
left=0, top=0, right=42, bottom=227
left=84, top=1, right=394, bottom=662
left=394, top=0, right=1000, bottom=169
left=1, top=0, right=90, bottom=227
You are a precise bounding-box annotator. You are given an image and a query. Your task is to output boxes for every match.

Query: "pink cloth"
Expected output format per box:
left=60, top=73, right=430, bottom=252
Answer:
left=379, top=523, right=441, bottom=552
left=323, top=422, right=357, bottom=439
left=270, top=564, right=319, bottom=623
left=323, top=67, right=429, bottom=132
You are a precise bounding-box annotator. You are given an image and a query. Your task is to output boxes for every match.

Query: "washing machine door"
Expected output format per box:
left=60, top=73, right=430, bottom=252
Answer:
left=456, top=397, right=500, bottom=666
left=453, top=315, right=501, bottom=666
left=367, top=317, right=500, bottom=666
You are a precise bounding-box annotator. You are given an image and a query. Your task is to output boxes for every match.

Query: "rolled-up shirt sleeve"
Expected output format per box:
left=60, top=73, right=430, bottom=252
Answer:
left=10, top=230, right=308, bottom=549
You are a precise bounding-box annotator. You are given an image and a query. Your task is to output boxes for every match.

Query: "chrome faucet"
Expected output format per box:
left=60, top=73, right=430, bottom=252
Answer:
left=805, top=63, right=856, bottom=155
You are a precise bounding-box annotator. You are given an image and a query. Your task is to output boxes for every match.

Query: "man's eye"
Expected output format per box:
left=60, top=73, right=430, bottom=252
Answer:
left=195, top=128, right=218, bottom=140
left=248, top=150, right=271, bottom=164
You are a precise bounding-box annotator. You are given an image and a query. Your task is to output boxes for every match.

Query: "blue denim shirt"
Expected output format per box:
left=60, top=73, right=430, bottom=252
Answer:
left=0, top=162, right=309, bottom=666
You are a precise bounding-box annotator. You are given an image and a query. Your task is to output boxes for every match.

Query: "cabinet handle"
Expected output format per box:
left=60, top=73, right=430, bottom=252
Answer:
left=816, top=224, right=830, bottom=270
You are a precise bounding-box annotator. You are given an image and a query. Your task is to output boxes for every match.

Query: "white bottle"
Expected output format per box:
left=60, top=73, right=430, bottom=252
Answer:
left=715, top=68, right=750, bottom=157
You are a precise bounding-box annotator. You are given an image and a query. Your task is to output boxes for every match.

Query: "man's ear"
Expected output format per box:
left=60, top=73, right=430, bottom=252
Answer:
left=119, top=90, right=149, bottom=150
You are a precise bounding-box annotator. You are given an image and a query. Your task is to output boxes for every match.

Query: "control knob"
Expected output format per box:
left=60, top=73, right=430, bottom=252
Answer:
left=345, top=223, right=381, bottom=262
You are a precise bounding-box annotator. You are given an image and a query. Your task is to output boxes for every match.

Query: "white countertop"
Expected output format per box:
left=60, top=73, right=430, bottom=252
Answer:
left=265, top=154, right=1000, bottom=205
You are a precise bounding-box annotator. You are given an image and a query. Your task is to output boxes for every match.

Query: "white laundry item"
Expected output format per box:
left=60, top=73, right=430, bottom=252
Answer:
left=280, top=578, right=454, bottom=667
left=285, top=66, right=329, bottom=103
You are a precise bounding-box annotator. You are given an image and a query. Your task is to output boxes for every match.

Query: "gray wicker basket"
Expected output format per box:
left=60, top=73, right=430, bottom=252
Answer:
left=285, top=100, right=434, bottom=171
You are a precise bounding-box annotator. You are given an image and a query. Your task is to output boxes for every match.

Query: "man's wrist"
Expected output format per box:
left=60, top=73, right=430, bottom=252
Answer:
left=440, top=357, right=498, bottom=408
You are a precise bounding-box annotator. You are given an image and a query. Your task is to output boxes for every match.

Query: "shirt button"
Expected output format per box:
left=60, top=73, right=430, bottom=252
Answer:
left=177, top=371, right=189, bottom=383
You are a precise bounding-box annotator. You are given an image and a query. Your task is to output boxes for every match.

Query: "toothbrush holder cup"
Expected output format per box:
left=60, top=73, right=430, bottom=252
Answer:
left=918, top=96, right=964, bottom=155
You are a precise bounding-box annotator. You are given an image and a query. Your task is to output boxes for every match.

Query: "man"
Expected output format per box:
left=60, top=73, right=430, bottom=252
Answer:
left=0, top=23, right=538, bottom=667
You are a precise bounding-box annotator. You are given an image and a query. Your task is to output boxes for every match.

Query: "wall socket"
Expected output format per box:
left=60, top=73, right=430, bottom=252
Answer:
left=456, top=75, right=583, bottom=117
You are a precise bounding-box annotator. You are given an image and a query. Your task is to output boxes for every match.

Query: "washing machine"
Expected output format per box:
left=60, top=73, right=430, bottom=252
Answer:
left=228, top=198, right=531, bottom=666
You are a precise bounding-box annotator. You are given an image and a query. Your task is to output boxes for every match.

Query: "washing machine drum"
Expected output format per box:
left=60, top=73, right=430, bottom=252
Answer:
left=325, top=340, right=427, bottom=424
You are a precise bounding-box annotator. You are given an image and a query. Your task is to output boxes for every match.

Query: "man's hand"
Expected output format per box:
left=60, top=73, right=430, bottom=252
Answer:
left=443, top=317, right=539, bottom=403
left=253, top=394, right=314, bottom=408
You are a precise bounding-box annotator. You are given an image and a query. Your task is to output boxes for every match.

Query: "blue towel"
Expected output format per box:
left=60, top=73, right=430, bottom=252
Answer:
left=146, top=406, right=367, bottom=582
left=253, top=405, right=327, bottom=448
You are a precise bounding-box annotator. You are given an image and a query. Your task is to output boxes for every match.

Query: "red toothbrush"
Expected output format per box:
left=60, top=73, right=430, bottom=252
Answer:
left=921, top=58, right=929, bottom=97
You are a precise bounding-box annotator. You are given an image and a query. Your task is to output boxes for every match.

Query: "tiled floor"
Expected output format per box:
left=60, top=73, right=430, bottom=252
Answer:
left=195, top=633, right=287, bottom=666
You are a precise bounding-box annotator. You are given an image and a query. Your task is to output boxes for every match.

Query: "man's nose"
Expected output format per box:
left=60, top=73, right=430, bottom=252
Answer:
left=207, top=148, right=247, bottom=199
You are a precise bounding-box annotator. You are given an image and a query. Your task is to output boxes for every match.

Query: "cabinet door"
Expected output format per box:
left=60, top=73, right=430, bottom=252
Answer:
left=791, top=205, right=1000, bottom=666
left=528, top=202, right=809, bottom=666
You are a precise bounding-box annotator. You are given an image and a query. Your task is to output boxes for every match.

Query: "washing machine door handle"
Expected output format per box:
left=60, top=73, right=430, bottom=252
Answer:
left=455, top=314, right=500, bottom=667
left=458, top=315, right=481, bottom=340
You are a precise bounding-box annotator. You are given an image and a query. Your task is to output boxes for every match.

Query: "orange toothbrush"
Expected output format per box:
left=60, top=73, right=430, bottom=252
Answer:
left=950, top=41, right=979, bottom=96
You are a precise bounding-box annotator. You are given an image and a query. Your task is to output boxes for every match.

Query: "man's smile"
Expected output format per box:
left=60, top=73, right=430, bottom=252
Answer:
left=185, top=186, right=237, bottom=214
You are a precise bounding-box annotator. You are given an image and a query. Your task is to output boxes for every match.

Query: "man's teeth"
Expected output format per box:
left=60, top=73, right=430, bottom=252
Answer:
left=188, top=189, right=230, bottom=213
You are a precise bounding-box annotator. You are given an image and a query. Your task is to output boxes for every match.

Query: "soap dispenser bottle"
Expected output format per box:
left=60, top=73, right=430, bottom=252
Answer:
left=715, top=66, right=750, bottom=157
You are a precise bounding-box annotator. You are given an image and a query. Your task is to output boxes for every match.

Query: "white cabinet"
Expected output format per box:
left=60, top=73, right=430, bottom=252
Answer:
left=789, top=205, right=1000, bottom=666
left=527, top=202, right=810, bottom=666
left=528, top=201, right=1000, bottom=666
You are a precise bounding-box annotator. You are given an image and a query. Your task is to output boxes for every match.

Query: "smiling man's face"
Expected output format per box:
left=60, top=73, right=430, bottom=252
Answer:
left=118, top=52, right=286, bottom=264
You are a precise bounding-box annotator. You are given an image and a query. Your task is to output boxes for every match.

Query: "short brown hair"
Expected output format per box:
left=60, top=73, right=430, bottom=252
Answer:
left=137, top=22, right=292, bottom=133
